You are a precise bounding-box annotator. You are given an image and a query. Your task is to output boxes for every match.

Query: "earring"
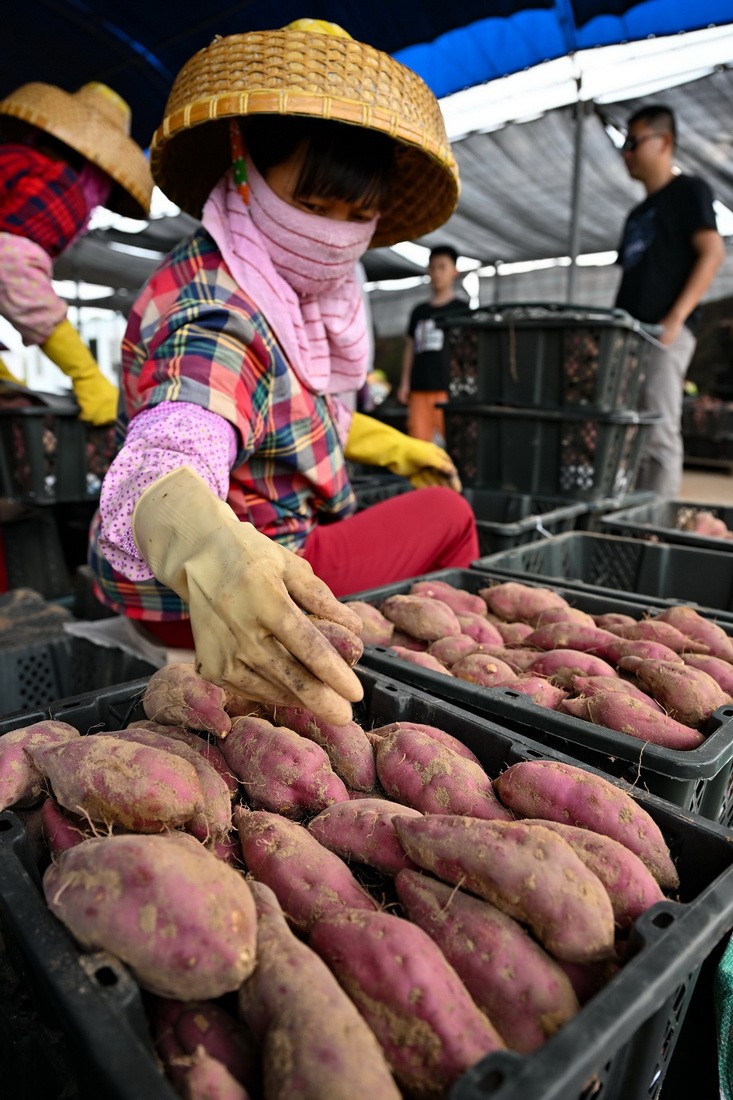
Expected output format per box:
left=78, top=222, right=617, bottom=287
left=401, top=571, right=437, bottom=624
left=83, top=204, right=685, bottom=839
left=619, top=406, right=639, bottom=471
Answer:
left=229, top=120, right=250, bottom=205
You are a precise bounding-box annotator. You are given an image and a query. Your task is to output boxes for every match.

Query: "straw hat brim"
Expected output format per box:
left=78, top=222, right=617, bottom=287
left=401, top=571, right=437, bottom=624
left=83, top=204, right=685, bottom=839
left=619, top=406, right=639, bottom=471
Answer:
left=0, top=84, right=153, bottom=218
left=150, top=30, right=459, bottom=248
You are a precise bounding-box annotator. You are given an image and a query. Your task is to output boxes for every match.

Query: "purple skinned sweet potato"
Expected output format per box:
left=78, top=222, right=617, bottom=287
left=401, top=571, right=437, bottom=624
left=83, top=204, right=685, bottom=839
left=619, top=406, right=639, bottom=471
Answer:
left=369, top=721, right=481, bottom=765
left=523, top=820, right=665, bottom=929
left=494, top=620, right=536, bottom=645
left=395, top=869, right=579, bottom=1053
left=428, top=635, right=483, bottom=666
left=506, top=677, right=568, bottom=709
left=602, top=637, right=684, bottom=666
left=610, top=620, right=710, bottom=654
left=271, top=704, right=376, bottom=792
left=390, top=630, right=428, bottom=651
left=570, top=675, right=663, bottom=711
left=40, top=798, right=89, bottom=857
left=130, top=720, right=239, bottom=797
left=344, top=600, right=394, bottom=645
left=150, top=997, right=258, bottom=1096
left=220, top=716, right=348, bottom=819
left=483, top=646, right=543, bottom=672
left=308, top=616, right=364, bottom=667
left=682, top=653, right=733, bottom=694
left=534, top=606, right=596, bottom=628
left=560, top=691, right=705, bottom=750
left=656, top=606, right=733, bottom=662
left=393, top=815, right=615, bottom=963
left=410, top=579, right=488, bottom=616
left=451, top=653, right=518, bottom=687
left=234, top=808, right=378, bottom=928
left=373, top=725, right=512, bottom=820
left=0, top=719, right=79, bottom=811
left=308, top=907, right=505, bottom=1098
left=380, top=594, right=462, bottom=641
left=620, top=659, right=731, bottom=727
left=493, top=760, right=679, bottom=889
left=478, top=582, right=570, bottom=624
left=308, top=798, right=422, bottom=875
left=557, top=959, right=619, bottom=1006
left=530, top=650, right=617, bottom=679
left=455, top=612, right=504, bottom=645
left=143, top=664, right=231, bottom=738
left=390, top=646, right=453, bottom=674
left=524, top=622, right=619, bottom=654
left=593, top=613, right=638, bottom=630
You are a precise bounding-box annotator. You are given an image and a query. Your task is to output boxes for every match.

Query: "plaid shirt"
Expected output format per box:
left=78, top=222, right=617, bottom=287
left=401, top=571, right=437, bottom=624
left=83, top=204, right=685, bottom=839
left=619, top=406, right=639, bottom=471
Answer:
left=90, top=227, right=356, bottom=620
left=0, top=143, right=87, bottom=258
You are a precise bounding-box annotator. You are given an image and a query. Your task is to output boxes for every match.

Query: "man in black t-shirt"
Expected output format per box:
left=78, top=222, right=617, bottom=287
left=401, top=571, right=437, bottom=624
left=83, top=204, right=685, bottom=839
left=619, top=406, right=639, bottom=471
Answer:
left=615, top=104, right=724, bottom=497
left=398, top=245, right=467, bottom=443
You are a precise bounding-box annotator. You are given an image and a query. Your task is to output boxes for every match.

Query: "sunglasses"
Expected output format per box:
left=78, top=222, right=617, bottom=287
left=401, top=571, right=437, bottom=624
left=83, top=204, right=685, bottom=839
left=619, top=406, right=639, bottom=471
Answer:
left=621, top=132, right=663, bottom=154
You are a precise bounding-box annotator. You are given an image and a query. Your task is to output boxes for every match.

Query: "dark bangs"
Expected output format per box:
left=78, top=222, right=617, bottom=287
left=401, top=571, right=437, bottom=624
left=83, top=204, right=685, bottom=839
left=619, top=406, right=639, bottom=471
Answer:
left=243, top=116, right=395, bottom=208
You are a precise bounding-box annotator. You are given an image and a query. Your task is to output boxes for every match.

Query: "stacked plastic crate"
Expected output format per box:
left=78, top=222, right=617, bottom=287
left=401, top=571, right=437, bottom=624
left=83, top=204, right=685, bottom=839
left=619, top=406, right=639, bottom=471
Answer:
left=438, top=303, right=661, bottom=550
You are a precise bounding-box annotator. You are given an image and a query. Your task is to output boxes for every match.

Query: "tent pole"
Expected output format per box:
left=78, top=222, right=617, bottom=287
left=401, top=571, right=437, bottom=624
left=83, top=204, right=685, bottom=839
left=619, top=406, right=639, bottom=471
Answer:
left=567, top=86, right=588, bottom=302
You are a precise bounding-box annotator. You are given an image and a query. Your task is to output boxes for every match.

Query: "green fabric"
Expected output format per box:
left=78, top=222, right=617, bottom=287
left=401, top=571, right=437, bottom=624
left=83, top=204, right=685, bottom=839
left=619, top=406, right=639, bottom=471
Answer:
left=716, top=932, right=733, bottom=1099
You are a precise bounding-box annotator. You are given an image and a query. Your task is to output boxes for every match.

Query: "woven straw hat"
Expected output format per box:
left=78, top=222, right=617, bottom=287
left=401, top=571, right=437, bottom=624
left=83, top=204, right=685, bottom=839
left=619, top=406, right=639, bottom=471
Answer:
left=0, top=82, right=153, bottom=217
left=150, top=21, right=459, bottom=247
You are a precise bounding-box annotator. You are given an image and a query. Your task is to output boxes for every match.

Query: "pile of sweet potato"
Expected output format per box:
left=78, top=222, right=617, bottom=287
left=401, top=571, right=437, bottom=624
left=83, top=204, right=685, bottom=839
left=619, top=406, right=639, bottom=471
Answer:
left=349, top=581, right=733, bottom=750
left=0, top=653, right=684, bottom=1100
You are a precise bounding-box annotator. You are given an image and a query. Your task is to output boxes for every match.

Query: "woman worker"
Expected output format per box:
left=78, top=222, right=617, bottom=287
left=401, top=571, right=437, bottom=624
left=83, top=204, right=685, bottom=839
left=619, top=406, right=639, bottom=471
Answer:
left=89, top=19, right=478, bottom=726
left=0, top=81, right=153, bottom=422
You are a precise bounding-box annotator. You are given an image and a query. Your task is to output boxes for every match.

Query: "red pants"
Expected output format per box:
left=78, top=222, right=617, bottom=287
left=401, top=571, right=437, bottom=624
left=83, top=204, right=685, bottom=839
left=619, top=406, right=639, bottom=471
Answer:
left=143, top=486, right=478, bottom=647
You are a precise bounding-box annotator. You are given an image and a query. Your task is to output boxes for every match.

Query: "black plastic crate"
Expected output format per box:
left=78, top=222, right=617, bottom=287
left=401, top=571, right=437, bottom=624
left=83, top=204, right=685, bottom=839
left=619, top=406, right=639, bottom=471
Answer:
left=474, top=531, right=733, bottom=624
left=1, top=509, right=72, bottom=599
left=463, top=489, right=589, bottom=555
left=2, top=669, right=733, bottom=1100
left=442, top=303, right=659, bottom=411
left=575, top=490, right=659, bottom=532
left=350, top=472, right=414, bottom=511
left=603, top=498, right=733, bottom=552
left=0, top=402, right=116, bottom=505
left=444, top=403, right=657, bottom=501
left=349, top=568, right=733, bottom=823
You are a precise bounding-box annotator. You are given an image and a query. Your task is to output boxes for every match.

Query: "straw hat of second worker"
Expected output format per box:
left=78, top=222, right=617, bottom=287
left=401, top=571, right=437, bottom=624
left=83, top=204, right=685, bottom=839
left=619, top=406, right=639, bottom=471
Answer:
left=0, top=81, right=154, bottom=217
left=150, top=19, right=459, bottom=248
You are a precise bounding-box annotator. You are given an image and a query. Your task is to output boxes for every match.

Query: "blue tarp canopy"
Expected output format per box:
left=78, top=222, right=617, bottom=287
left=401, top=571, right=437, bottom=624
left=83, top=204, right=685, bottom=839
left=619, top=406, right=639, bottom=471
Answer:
left=4, top=1, right=733, bottom=144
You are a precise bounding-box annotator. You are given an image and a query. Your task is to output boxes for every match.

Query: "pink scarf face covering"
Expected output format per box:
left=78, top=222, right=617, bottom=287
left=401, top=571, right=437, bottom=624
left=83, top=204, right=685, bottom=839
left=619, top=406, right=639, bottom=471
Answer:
left=201, top=157, right=378, bottom=404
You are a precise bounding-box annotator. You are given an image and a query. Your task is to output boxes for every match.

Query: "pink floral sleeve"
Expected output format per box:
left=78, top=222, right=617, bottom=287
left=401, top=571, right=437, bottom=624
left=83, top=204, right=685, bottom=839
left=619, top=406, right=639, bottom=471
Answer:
left=98, top=402, right=237, bottom=580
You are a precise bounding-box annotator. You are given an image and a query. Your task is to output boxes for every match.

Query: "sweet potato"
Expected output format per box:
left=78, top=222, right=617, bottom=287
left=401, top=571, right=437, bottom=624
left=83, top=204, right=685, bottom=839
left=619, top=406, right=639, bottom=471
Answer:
left=40, top=797, right=89, bottom=856
left=143, top=664, right=231, bottom=737
left=560, top=692, right=705, bottom=750
left=234, top=808, right=378, bottom=928
left=602, top=637, right=684, bottom=666
left=570, top=675, right=663, bottom=711
left=478, top=582, right=570, bottom=624
left=28, top=735, right=204, bottom=833
left=522, top=820, right=665, bottom=929
left=393, top=815, right=615, bottom=963
left=535, top=606, right=596, bottom=628
left=151, top=998, right=258, bottom=1095
left=494, top=620, right=535, bottom=645
left=373, top=725, right=512, bottom=819
left=506, top=676, right=568, bottom=709
left=450, top=653, right=519, bottom=687
left=369, top=721, right=481, bottom=765
left=380, top=594, right=462, bottom=640
left=182, top=1051, right=250, bottom=1099
left=239, top=881, right=400, bottom=1100
left=308, top=798, right=422, bottom=875
left=103, top=727, right=231, bottom=842
left=524, top=622, right=619, bottom=654
left=308, top=616, right=364, bottom=667
left=530, top=650, right=617, bottom=679
left=130, top=720, right=239, bottom=797
left=656, top=606, right=733, bottom=662
left=483, top=646, right=543, bottom=672
left=220, top=716, right=348, bottom=818
left=390, top=630, right=428, bottom=651
left=593, top=613, right=637, bottom=630
left=308, top=907, right=504, bottom=1098
left=610, top=620, right=710, bottom=654
left=390, top=646, right=453, bottom=675
left=619, top=658, right=731, bottom=727
left=345, top=601, right=394, bottom=645
left=428, top=635, right=483, bottom=666
left=395, top=869, right=579, bottom=1052
left=682, top=653, right=733, bottom=694
left=44, top=832, right=257, bottom=999
left=410, top=578, right=488, bottom=616
left=557, top=959, right=619, bottom=1005
left=0, top=719, right=79, bottom=811
left=455, top=611, right=504, bottom=645
left=493, top=760, right=679, bottom=889
left=271, top=705, right=376, bottom=791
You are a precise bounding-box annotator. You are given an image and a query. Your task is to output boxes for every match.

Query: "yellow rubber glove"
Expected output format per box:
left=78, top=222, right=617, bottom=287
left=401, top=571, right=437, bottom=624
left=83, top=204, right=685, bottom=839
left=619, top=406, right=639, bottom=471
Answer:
left=132, top=466, right=364, bottom=725
left=0, top=356, right=25, bottom=386
left=40, top=319, right=118, bottom=425
left=345, top=411, right=462, bottom=491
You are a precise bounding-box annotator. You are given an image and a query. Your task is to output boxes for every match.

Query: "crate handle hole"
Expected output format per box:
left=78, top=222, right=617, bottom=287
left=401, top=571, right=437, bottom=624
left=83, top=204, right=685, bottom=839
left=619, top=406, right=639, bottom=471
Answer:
left=94, top=965, right=119, bottom=987
left=0, top=817, right=14, bottom=833
left=478, top=1070, right=506, bottom=1091
left=651, top=911, right=676, bottom=929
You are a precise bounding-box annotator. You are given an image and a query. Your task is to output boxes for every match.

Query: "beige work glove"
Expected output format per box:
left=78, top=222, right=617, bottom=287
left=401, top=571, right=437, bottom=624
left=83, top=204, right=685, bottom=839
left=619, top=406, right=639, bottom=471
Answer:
left=132, top=466, right=364, bottom=725
left=345, top=411, right=462, bottom=491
